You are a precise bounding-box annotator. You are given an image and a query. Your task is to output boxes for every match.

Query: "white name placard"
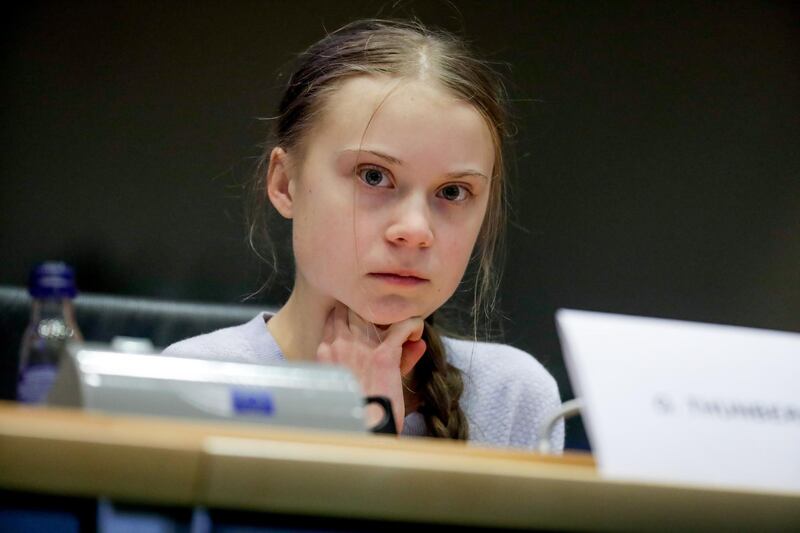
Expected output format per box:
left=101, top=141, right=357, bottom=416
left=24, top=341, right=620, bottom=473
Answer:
left=556, top=309, right=800, bottom=494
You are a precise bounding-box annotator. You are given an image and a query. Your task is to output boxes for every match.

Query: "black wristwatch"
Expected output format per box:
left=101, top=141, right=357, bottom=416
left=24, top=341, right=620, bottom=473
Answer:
left=365, top=395, right=397, bottom=435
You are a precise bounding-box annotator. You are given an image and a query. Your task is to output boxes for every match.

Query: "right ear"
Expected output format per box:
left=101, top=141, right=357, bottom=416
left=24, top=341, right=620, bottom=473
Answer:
left=266, top=147, right=294, bottom=219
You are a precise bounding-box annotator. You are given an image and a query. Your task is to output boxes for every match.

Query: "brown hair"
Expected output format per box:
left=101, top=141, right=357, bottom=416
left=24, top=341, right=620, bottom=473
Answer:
left=249, top=19, right=510, bottom=439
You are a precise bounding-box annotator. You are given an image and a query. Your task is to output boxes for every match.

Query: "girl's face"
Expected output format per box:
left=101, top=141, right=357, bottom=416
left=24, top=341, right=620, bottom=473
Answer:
left=285, top=75, right=495, bottom=325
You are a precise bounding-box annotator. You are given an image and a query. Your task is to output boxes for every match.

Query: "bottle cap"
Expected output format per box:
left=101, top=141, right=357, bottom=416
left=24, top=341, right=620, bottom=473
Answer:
left=28, top=261, right=78, bottom=299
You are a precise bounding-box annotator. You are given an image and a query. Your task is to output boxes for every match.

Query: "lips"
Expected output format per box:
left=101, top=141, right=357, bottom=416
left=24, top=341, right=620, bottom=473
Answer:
left=371, top=269, right=428, bottom=280
left=368, top=271, right=429, bottom=286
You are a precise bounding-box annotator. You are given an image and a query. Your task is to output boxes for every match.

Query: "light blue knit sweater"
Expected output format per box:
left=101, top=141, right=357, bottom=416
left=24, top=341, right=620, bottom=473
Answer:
left=164, top=312, right=564, bottom=452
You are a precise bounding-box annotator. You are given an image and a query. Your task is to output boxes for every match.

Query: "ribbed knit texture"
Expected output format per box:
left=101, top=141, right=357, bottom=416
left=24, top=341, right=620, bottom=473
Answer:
left=164, top=313, right=564, bottom=452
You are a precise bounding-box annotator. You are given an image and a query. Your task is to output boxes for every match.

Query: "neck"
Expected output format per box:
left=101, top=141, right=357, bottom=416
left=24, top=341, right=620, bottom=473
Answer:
left=267, top=275, right=335, bottom=362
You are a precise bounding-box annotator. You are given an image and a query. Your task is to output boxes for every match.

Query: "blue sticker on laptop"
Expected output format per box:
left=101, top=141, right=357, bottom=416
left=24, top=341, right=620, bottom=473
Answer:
left=232, top=389, right=275, bottom=416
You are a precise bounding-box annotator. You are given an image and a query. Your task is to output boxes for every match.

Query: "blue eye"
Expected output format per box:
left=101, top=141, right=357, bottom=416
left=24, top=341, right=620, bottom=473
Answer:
left=438, top=184, right=471, bottom=202
left=358, top=166, right=391, bottom=188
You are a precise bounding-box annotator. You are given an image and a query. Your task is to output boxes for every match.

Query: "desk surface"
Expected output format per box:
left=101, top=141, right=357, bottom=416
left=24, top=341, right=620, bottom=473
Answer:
left=0, top=402, right=798, bottom=531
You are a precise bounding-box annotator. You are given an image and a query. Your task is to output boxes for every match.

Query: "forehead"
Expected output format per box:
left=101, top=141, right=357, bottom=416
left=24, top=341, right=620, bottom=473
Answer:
left=306, top=75, right=495, bottom=175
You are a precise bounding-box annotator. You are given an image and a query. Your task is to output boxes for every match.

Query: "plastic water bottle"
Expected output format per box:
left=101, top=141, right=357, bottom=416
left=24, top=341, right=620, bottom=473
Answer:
left=17, top=262, right=83, bottom=404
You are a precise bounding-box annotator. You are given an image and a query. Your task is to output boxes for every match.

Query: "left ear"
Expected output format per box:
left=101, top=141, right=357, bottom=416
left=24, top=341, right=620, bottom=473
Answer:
left=266, top=146, right=295, bottom=219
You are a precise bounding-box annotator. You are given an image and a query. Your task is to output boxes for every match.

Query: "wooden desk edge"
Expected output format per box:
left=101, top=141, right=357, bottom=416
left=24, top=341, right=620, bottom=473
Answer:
left=2, top=402, right=798, bottom=531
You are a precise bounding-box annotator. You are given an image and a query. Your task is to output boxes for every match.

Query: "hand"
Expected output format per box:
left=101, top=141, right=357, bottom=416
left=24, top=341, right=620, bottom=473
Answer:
left=315, top=302, right=427, bottom=432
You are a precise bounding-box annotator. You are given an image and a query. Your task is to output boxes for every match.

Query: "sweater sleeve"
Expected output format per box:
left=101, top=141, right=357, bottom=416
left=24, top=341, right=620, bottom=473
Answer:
left=445, top=338, right=565, bottom=452
left=160, top=313, right=281, bottom=364
left=507, top=355, right=564, bottom=453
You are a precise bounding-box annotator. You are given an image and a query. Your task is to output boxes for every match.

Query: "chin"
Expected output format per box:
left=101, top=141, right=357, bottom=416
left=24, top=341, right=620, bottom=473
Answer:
left=351, top=297, right=430, bottom=326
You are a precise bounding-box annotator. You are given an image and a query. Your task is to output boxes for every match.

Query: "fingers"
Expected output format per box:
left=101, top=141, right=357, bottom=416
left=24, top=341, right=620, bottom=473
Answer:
left=316, top=307, right=335, bottom=364
left=316, top=342, right=333, bottom=364
left=317, top=302, right=426, bottom=432
left=400, top=338, right=426, bottom=376
left=321, top=305, right=335, bottom=344
left=324, top=301, right=427, bottom=376
left=381, top=316, right=425, bottom=349
left=382, top=317, right=426, bottom=376
left=333, top=300, right=349, bottom=337
left=335, top=301, right=381, bottom=343
left=346, top=306, right=383, bottom=344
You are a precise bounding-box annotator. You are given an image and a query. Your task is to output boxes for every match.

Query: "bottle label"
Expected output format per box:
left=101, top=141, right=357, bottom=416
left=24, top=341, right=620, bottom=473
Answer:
left=17, top=364, right=59, bottom=404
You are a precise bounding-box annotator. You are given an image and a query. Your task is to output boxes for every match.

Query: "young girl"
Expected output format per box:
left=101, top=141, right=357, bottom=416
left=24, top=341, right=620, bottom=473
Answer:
left=165, top=19, right=564, bottom=451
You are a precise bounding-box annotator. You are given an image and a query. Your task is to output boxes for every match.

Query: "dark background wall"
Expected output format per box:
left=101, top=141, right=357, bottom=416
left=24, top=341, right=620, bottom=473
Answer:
left=2, top=1, right=799, bottom=449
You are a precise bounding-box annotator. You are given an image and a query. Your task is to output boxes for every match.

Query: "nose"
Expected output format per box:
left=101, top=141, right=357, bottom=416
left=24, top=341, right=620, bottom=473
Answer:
left=385, top=195, right=434, bottom=248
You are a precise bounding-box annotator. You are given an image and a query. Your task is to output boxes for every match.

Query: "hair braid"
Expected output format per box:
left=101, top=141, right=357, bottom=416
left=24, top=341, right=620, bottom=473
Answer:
left=416, top=320, right=468, bottom=439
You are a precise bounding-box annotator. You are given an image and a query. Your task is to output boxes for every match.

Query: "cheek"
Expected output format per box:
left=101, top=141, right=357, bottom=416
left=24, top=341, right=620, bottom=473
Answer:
left=440, top=235, right=474, bottom=284
left=292, top=189, right=358, bottom=284
left=434, top=211, right=487, bottom=290
left=291, top=193, right=384, bottom=299
left=298, top=226, right=352, bottom=276
left=442, top=206, right=485, bottom=258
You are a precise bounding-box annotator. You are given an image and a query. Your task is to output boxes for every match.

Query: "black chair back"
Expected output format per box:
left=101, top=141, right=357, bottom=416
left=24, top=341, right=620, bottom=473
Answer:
left=0, top=286, right=276, bottom=401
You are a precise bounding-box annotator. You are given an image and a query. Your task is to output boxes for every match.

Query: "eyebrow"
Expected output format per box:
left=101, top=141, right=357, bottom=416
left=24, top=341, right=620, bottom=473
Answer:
left=337, top=148, right=490, bottom=181
left=445, top=169, right=490, bottom=181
